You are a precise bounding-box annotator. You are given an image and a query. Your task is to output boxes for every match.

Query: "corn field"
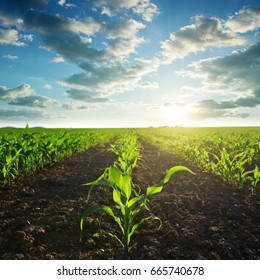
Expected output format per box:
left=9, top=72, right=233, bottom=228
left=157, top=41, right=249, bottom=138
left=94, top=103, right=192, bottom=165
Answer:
left=1, top=125, right=260, bottom=260
left=138, top=127, right=260, bottom=193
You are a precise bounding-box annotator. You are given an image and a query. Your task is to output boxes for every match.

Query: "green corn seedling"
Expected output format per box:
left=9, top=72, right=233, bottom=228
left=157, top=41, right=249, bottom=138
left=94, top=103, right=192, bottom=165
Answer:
left=244, top=166, right=260, bottom=194
left=80, top=165, right=194, bottom=256
left=210, top=148, right=249, bottom=188
left=109, top=133, right=141, bottom=174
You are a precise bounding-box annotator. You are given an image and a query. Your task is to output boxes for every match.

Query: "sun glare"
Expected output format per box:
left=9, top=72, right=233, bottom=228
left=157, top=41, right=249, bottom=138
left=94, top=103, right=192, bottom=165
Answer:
left=161, top=106, right=188, bottom=125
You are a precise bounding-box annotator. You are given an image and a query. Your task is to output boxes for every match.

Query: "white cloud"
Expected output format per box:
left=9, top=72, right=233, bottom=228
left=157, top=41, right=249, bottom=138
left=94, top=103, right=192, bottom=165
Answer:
left=68, top=17, right=146, bottom=59
left=3, top=54, right=18, bottom=60
left=58, top=0, right=66, bottom=6
left=108, top=36, right=145, bottom=58
left=0, top=12, right=23, bottom=28
left=22, top=34, right=33, bottom=42
left=98, top=0, right=140, bottom=9
left=62, top=58, right=160, bottom=102
left=8, top=95, right=55, bottom=108
left=226, top=7, right=260, bottom=33
left=186, top=43, right=260, bottom=100
left=44, top=84, right=52, bottom=90
left=94, top=0, right=159, bottom=22
left=51, top=54, right=65, bottom=63
left=0, top=84, right=35, bottom=100
left=161, top=15, right=246, bottom=63
left=180, top=42, right=260, bottom=119
left=0, top=84, right=57, bottom=108
left=133, top=0, right=159, bottom=22
left=65, top=88, right=111, bottom=103
left=0, top=108, right=49, bottom=119
left=68, top=16, right=104, bottom=36
left=105, top=19, right=145, bottom=39
left=0, top=12, right=32, bottom=46
left=1, top=3, right=148, bottom=64
left=187, top=107, right=250, bottom=120
left=23, top=10, right=107, bottom=62
left=0, top=28, right=25, bottom=46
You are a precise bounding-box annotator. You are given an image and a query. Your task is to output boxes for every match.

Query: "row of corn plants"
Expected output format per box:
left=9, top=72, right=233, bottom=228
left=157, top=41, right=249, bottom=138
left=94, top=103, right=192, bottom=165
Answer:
left=0, top=124, right=120, bottom=186
left=80, top=131, right=193, bottom=256
left=138, top=127, right=260, bottom=193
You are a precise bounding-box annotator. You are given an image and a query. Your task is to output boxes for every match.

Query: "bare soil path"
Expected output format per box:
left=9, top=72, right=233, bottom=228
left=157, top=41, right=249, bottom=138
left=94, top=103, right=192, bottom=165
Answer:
left=1, top=140, right=259, bottom=259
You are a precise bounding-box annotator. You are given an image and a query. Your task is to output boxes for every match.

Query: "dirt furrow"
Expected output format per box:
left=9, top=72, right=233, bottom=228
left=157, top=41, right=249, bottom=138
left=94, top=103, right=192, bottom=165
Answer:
left=0, top=140, right=259, bottom=260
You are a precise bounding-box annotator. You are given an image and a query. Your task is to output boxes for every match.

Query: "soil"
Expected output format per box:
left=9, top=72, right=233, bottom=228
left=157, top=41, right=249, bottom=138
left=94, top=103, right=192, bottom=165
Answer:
left=0, top=140, right=260, bottom=260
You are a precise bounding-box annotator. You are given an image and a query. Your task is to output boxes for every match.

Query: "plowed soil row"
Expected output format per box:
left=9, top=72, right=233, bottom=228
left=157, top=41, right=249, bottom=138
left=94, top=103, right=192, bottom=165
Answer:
left=0, top=141, right=260, bottom=260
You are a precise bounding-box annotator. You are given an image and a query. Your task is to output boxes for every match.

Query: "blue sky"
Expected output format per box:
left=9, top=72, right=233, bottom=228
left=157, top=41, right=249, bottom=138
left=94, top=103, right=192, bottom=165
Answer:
left=0, top=0, right=259, bottom=128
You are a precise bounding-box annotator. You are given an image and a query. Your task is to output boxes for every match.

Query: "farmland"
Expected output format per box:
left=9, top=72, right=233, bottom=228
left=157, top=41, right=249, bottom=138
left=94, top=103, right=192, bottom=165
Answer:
left=0, top=126, right=260, bottom=260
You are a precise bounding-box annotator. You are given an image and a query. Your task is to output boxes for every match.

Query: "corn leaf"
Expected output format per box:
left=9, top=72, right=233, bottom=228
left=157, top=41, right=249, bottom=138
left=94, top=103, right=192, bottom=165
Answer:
left=113, top=189, right=122, bottom=205
left=102, top=206, right=124, bottom=234
left=146, top=185, right=163, bottom=196
left=80, top=205, right=101, bottom=231
left=162, top=166, right=194, bottom=185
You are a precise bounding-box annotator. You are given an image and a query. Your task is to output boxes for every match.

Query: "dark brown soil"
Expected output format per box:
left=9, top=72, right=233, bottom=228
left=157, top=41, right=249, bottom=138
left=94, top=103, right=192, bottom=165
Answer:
left=0, top=140, right=260, bottom=260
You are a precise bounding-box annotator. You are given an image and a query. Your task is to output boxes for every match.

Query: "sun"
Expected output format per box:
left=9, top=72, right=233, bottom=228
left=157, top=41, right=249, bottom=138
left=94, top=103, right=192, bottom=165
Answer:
left=161, top=105, right=188, bottom=126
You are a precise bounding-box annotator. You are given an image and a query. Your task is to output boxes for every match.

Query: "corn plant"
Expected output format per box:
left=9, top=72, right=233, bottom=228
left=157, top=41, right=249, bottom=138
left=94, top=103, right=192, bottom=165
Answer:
left=244, top=166, right=260, bottom=194
left=80, top=134, right=194, bottom=255
left=210, top=148, right=249, bottom=188
left=109, top=132, right=141, bottom=174
left=1, top=148, right=23, bottom=185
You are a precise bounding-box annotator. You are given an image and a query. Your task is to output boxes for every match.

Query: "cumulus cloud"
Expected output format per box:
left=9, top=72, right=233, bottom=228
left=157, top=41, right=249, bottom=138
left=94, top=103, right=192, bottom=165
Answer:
left=62, top=60, right=159, bottom=102
left=104, top=19, right=146, bottom=59
left=21, top=11, right=146, bottom=63
left=21, top=8, right=146, bottom=61
left=0, top=0, right=161, bottom=114
left=0, top=28, right=25, bottom=46
left=0, top=84, right=57, bottom=108
left=20, top=10, right=105, bottom=62
left=185, top=42, right=260, bottom=104
left=226, top=7, right=260, bottom=33
left=197, top=99, right=237, bottom=110
left=133, top=0, right=160, bottom=22
left=108, top=36, right=145, bottom=58
left=52, top=56, right=64, bottom=64
left=0, top=11, right=23, bottom=28
left=105, top=19, right=145, bottom=39
left=58, top=0, right=66, bottom=6
left=161, top=15, right=246, bottom=63
left=188, top=107, right=250, bottom=120
left=66, top=89, right=111, bottom=103
left=0, top=108, right=48, bottom=119
left=95, top=0, right=140, bottom=10
left=180, top=42, right=260, bottom=120
left=0, top=10, right=33, bottom=46
left=0, top=0, right=156, bottom=99
left=0, top=84, right=35, bottom=100
left=94, top=0, right=159, bottom=21
left=67, top=16, right=104, bottom=36
left=197, top=96, right=260, bottom=111
left=8, top=95, right=55, bottom=108
left=12, top=0, right=150, bottom=65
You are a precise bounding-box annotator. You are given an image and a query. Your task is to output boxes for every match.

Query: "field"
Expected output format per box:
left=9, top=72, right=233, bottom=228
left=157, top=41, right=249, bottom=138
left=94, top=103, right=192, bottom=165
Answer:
left=0, top=126, right=260, bottom=260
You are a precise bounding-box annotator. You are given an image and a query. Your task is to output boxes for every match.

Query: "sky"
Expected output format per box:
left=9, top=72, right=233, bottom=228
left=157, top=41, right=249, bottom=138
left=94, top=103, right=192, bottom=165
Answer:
left=0, top=0, right=260, bottom=128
